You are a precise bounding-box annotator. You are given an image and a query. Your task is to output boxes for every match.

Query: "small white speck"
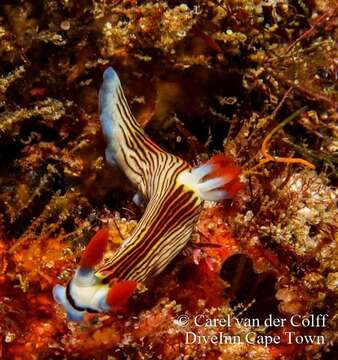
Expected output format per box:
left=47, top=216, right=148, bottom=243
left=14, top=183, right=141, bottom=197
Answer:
left=61, top=20, right=70, bottom=31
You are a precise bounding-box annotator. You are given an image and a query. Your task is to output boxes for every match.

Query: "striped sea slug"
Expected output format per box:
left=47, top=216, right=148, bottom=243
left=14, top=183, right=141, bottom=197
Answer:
left=53, top=67, right=242, bottom=321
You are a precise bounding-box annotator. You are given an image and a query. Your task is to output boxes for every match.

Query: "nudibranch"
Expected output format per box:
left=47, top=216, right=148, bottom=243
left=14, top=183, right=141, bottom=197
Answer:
left=53, top=67, right=242, bottom=321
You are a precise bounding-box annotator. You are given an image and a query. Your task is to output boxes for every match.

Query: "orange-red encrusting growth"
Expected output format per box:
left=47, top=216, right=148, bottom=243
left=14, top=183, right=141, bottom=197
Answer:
left=80, top=228, right=109, bottom=268
left=207, top=155, right=242, bottom=197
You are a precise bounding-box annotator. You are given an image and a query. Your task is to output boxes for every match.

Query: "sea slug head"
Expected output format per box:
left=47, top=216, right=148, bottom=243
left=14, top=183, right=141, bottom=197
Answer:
left=53, top=229, right=110, bottom=322
left=53, top=276, right=137, bottom=321
left=53, top=283, right=85, bottom=322
left=53, top=267, right=112, bottom=321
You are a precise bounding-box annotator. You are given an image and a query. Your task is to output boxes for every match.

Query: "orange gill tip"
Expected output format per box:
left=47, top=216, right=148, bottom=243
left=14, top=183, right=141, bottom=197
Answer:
left=207, top=155, right=242, bottom=197
left=80, top=228, right=109, bottom=268
left=207, top=155, right=241, bottom=178
left=106, top=280, right=138, bottom=309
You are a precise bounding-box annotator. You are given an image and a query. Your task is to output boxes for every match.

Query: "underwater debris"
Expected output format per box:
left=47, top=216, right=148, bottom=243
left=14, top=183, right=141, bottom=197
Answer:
left=0, top=98, right=65, bottom=139
left=0, top=66, right=25, bottom=95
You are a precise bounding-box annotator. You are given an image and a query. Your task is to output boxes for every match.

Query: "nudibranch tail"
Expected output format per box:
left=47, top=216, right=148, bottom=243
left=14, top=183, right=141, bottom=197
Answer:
left=99, top=66, right=165, bottom=200
left=99, top=67, right=121, bottom=145
left=80, top=228, right=109, bottom=268
left=179, top=155, right=242, bottom=201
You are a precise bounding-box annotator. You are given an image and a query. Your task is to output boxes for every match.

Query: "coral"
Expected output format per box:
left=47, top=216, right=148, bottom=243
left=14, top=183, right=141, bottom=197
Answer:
left=0, top=0, right=336, bottom=359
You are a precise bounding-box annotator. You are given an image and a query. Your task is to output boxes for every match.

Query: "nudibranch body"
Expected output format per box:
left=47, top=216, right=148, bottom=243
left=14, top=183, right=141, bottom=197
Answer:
left=53, top=67, right=242, bottom=321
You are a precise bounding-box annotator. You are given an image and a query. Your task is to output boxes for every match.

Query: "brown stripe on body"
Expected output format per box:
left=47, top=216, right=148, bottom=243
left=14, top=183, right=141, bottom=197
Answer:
left=98, top=176, right=186, bottom=274
left=127, top=194, right=200, bottom=281
left=98, top=70, right=201, bottom=286
left=97, top=164, right=201, bottom=283
left=111, top=187, right=195, bottom=278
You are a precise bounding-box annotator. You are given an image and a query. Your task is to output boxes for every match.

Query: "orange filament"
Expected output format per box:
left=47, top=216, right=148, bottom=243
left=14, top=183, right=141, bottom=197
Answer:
left=246, top=107, right=315, bottom=174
